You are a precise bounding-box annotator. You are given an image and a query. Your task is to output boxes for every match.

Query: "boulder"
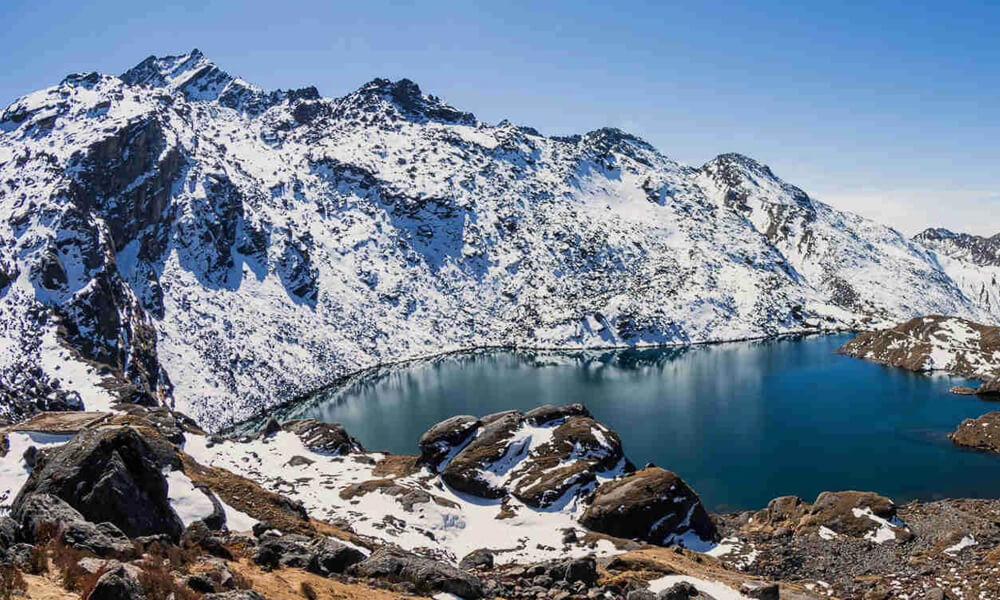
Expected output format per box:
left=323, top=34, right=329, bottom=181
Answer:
left=741, top=582, right=779, bottom=600
left=282, top=419, right=364, bottom=455
left=440, top=412, right=524, bottom=498
left=12, top=426, right=183, bottom=540
left=511, top=416, right=625, bottom=508
left=800, top=491, right=906, bottom=541
left=203, top=592, right=268, bottom=600
left=950, top=412, right=1000, bottom=453
left=524, top=403, right=590, bottom=425
left=580, top=467, right=718, bottom=544
left=253, top=534, right=314, bottom=569
left=14, top=493, right=134, bottom=557
left=418, top=415, right=480, bottom=468
left=308, top=537, right=367, bottom=575
left=753, top=496, right=807, bottom=526
left=657, top=582, right=699, bottom=600
left=351, top=546, right=484, bottom=599
left=459, top=548, right=495, bottom=571
left=87, top=563, right=146, bottom=600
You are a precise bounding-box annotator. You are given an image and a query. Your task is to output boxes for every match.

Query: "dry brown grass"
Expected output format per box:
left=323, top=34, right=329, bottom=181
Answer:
left=0, top=566, right=26, bottom=600
left=226, top=558, right=421, bottom=600
left=137, top=563, right=199, bottom=600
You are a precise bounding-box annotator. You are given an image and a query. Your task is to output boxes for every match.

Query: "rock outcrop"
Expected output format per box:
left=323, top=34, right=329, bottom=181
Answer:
left=351, top=546, right=485, bottom=599
left=950, top=412, right=1000, bottom=453
left=580, top=467, right=718, bottom=544
left=838, top=316, right=1000, bottom=387
left=12, top=426, right=184, bottom=539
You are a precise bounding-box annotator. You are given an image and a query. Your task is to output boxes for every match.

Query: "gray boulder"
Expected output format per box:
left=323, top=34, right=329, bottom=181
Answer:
left=440, top=412, right=523, bottom=498
left=14, top=493, right=134, bottom=557
left=308, top=537, right=366, bottom=575
left=351, top=546, right=484, bottom=599
left=12, top=426, right=183, bottom=540
left=418, top=415, right=480, bottom=469
left=87, top=563, right=147, bottom=600
left=203, top=592, right=268, bottom=600
left=524, top=403, right=590, bottom=425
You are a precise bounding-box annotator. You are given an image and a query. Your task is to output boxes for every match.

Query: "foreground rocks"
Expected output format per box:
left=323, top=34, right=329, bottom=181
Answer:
left=13, top=425, right=184, bottom=540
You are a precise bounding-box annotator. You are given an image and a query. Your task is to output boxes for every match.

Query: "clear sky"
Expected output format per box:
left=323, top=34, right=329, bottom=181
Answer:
left=2, top=0, right=998, bottom=236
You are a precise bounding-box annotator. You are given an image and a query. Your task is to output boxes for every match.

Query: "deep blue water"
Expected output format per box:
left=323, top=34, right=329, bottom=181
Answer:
left=291, top=334, right=1000, bottom=511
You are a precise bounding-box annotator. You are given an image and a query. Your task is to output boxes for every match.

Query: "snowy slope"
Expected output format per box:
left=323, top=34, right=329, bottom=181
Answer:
left=0, top=49, right=996, bottom=429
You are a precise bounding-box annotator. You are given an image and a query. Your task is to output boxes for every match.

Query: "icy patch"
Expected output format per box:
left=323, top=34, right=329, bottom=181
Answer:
left=217, top=496, right=258, bottom=532
left=38, top=326, right=116, bottom=412
left=165, top=469, right=217, bottom=527
left=818, top=526, right=839, bottom=540
left=944, top=535, right=977, bottom=555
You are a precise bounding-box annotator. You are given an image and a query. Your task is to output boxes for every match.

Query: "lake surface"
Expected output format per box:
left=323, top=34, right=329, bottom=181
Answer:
left=287, top=334, right=1000, bottom=511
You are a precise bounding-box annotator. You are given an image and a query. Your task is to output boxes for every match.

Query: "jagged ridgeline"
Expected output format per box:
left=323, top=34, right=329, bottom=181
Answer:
left=0, top=49, right=997, bottom=429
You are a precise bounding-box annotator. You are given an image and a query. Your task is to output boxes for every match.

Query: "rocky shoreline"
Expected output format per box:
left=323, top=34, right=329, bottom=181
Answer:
left=0, top=402, right=995, bottom=599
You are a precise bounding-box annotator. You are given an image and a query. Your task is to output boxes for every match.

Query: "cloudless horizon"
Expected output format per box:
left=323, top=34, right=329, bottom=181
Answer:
left=2, top=0, right=997, bottom=236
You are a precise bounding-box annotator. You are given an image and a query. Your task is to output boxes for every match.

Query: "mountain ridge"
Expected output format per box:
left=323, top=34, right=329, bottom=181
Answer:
left=1, top=49, right=998, bottom=430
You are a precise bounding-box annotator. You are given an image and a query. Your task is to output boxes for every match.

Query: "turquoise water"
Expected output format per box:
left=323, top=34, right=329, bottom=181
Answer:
left=291, top=334, right=1000, bottom=511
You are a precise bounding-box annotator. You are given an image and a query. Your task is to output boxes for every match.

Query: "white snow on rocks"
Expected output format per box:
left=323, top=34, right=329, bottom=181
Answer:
left=852, top=507, right=907, bottom=544
left=944, top=535, right=977, bottom=555
left=647, top=574, right=749, bottom=600
left=184, top=429, right=622, bottom=565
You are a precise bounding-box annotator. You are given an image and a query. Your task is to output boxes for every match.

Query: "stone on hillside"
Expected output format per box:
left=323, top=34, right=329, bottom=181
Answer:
left=418, top=415, right=480, bottom=469
left=459, top=548, right=495, bottom=571
left=203, top=592, right=268, bottom=600
left=440, top=412, right=524, bottom=498
left=308, top=537, right=367, bottom=575
left=282, top=419, right=364, bottom=455
left=741, top=582, right=779, bottom=600
left=800, top=491, right=907, bottom=541
left=950, top=412, right=1000, bottom=454
left=84, top=563, right=146, bottom=600
left=351, top=546, right=484, bottom=599
left=0, top=515, right=17, bottom=549
left=12, top=426, right=183, bottom=540
left=14, top=493, right=135, bottom=557
left=580, top=467, right=718, bottom=544
left=657, top=581, right=700, bottom=600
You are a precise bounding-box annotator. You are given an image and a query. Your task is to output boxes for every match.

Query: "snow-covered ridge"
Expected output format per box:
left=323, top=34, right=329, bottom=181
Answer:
left=0, top=49, right=998, bottom=429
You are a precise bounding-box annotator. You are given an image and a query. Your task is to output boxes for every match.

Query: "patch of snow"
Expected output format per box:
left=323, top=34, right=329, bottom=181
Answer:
left=944, top=535, right=977, bottom=555
left=647, top=574, right=749, bottom=600
left=0, top=431, right=72, bottom=508
left=165, top=469, right=217, bottom=527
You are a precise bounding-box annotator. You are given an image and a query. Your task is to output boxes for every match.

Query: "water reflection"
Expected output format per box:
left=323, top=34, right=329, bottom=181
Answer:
left=264, top=334, right=1000, bottom=511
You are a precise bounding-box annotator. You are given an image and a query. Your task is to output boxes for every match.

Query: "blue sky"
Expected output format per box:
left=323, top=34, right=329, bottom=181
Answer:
left=2, top=0, right=998, bottom=235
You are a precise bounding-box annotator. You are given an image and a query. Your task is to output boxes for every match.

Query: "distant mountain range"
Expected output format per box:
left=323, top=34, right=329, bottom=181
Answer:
left=1, top=49, right=998, bottom=429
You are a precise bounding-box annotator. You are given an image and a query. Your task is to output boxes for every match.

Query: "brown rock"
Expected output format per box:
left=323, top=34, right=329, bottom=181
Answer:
left=579, top=467, right=718, bottom=544
left=441, top=412, right=523, bottom=498
left=950, top=411, right=1000, bottom=453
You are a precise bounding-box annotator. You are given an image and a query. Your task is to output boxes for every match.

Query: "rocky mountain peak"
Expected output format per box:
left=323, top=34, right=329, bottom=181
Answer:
left=914, top=227, right=1000, bottom=266
left=337, top=77, right=476, bottom=125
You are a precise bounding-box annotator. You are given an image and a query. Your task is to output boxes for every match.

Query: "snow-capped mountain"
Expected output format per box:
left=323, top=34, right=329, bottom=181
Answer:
left=1, top=49, right=996, bottom=429
left=913, top=228, right=1000, bottom=316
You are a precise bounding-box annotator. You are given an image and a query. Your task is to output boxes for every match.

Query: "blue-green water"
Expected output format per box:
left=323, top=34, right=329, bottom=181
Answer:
left=292, top=334, right=1000, bottom=511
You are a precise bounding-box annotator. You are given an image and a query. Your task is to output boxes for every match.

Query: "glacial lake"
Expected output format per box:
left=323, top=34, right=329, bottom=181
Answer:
left=288, top=333, right=1000, bottom=512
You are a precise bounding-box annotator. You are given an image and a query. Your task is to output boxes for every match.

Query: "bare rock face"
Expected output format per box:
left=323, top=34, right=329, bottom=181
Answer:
left=510, top=416, right=626, bottom=508
left=579, top=467, right=718, bottom=544
left=281, top=419, right=364, bottom=455
left=12, top=426, right=184, bottom=539
left=523, top=403, right=590, bottom=425
left=418, top=415, right=480, bottom=469
left=978, top=377, right=1000, bottom=397
left=14, top=493, right=135, bottom=557
left=950, top=412, right=1000, bottom=453
left=440, top=412, right=524, bottom=498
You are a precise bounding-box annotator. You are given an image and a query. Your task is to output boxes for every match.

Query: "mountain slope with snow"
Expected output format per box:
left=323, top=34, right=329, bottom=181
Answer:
left=0, top=49, right=996, bottom=429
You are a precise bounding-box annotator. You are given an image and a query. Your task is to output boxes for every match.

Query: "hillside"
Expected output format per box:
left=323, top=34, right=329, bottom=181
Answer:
left=0, top=49, right=996, bottom=429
